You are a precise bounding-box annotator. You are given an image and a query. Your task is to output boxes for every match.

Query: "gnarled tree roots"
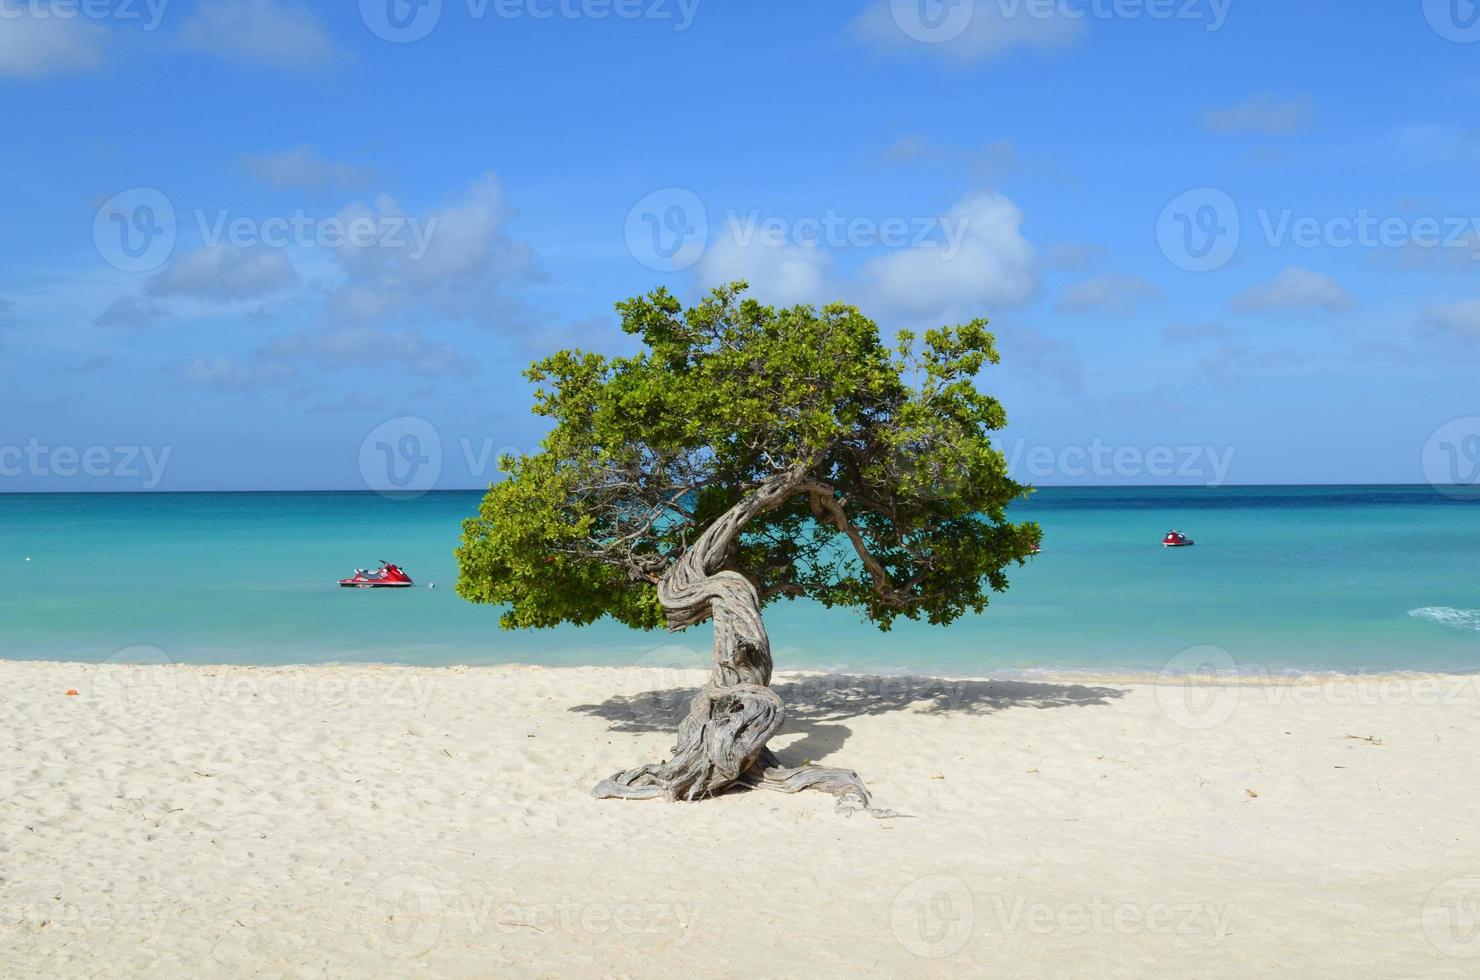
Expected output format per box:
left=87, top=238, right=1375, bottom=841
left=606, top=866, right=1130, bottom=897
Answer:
left=593, top=469, right=875, bottom=812
left=592, top=685, right=872, bottom=809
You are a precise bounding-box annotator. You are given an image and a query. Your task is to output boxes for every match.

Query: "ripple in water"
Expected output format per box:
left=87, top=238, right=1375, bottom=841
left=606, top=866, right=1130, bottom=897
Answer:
left=1409, top=607, right=1480, bottom=632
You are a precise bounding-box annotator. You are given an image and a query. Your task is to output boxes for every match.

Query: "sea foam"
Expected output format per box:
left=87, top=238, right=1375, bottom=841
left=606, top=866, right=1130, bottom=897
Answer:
left=1408, top=607, right=1480, bottom=632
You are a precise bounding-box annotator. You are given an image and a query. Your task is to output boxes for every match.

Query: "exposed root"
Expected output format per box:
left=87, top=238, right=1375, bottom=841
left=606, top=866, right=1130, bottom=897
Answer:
left=593, top=471, right=879, bottom=812
left=740, top=748, right=875, bottom=810
left=594, top=684, right=784, bottom=802
left=594, top=724, right=882, bottom=813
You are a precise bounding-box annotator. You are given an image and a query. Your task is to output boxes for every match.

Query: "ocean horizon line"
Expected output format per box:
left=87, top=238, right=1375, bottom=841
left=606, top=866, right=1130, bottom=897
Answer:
left=0, top=482, right=1466, bottom=496
left=9, top=656, right=1480, bottom=684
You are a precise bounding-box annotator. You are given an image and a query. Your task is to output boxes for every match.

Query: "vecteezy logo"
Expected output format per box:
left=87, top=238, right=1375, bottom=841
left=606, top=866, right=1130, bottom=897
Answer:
left=359, top=417, right=443, bottom=497
left=1422, top=417, right=1480, bottom=500
left=360, top=0, right=442, bottom=42
left=90, top=646, right=179, bottom=732
left=1423, top=875, right=1480, bottom=958
left=891, top=0, right=974, bottom=44
left=1156, top=187, right=1240, bottom=273
left=93, top=188, right=177, bottom=273
left=624, top=188, right=708, bottom=272
left=358, top=875, right=444, bottom=958
left=890, top=873, right=974, bottom=958
left=1154, top=646, right=1240, bottom=730
left=1424, top=0, right=1480, bottom=42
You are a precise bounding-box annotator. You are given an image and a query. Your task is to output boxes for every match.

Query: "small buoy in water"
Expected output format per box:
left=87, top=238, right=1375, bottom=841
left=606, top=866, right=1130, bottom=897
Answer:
left=65, top=689, right=79, bottom=696
left=428, top=582, right=436, bottom=589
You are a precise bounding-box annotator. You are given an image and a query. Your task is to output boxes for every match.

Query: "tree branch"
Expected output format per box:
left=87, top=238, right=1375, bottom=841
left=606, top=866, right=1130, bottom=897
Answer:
left=798, top=478, right=916, bottom=609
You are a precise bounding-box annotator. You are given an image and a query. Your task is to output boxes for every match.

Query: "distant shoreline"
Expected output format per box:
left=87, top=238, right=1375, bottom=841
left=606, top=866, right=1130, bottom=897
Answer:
left=7, top=659, right=1480, bottom=684
left=0, top=482, right=1469, bottom=495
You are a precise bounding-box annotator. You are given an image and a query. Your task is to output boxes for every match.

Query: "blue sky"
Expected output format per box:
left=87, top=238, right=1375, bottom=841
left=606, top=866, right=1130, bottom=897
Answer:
left=3, top=0, right=1479, bottom=491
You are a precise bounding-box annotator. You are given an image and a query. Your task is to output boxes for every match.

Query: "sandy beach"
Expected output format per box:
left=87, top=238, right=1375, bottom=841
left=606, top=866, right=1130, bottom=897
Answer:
left=3, top=660, right=1480, bottom=978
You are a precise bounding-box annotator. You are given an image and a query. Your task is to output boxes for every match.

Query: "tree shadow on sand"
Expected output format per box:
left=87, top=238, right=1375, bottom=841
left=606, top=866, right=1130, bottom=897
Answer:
left=572, top=674, right=1127, bottom=766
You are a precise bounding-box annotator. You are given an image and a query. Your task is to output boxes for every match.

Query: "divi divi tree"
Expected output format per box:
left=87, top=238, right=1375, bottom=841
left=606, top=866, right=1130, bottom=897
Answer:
left=457, top=283, right=1040, bottom=807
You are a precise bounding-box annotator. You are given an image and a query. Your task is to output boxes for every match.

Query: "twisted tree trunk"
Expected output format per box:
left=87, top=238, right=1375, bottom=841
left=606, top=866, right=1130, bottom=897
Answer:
left=593, top=472, right=873, bottom=808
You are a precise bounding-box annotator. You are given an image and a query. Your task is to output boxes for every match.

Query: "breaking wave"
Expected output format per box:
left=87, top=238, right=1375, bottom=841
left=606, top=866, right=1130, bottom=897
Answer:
left=1408, top=607, right=1480, bottom=632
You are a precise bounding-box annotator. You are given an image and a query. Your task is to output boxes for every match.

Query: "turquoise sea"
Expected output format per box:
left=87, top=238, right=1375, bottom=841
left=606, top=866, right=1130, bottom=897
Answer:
left=1, top=487, right=1478, bottom=675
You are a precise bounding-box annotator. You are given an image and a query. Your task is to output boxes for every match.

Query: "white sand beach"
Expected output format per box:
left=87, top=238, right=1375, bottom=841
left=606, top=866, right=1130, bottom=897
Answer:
left=3, top=660, right=1480, bottom=978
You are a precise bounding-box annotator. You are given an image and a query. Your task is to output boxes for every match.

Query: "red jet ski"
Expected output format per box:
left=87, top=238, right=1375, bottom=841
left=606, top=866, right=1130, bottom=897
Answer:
left=1162, top=530, right=1194, bottom=548
left=339, top=561, right=414, bottom=588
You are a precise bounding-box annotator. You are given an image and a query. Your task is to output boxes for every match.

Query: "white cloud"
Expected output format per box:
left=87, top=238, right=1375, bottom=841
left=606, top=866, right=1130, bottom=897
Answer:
left=174, top=323, right=478, bottom=401
left=95, top=295, right=169, bottom=329
left=243, top=147, right=374, bottom=195
left=695, top=236, right=834, bottom=309
left=1202, top=94, right=1315, bottom=135
left=510, top=314, right=635, bottom=357
left=173, top=355, right=295, bottom=392
left=179, top=0, right=338, bottom=71
left=148, top=245, right=299, bottom=302
left=1054, top=274, right=1162, bottom=316
left=852, top=0, right=1085, bottom=64
left=0, top=12, right=106, bottom=78
left=326, top=172, right=541, bottom=326
left=695, top=191, right=1039, bottom=325
left=1422, top=299, right=1480, bottom=341
left=1229, top=267, right=1355, bottom=315
left=261, top=326, right=479, bottom=377
left=861, top=191, right=1039, bottom=322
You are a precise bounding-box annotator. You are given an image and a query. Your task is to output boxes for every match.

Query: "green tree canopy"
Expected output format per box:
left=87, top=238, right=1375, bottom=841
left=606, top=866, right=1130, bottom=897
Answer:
left=456, top=282, right=1040, bottom=633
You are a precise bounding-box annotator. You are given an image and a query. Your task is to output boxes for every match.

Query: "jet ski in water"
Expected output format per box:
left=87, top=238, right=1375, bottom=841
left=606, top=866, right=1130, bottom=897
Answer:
left=339, top=561, right=414, bottom=588
left=1162, top=530, right=1194, bottom=548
